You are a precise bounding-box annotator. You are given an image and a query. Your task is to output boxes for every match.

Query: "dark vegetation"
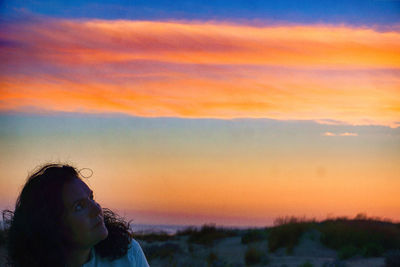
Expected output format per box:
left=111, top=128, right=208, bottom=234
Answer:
left=206, top=251, right=218, bottom=266
left=298, top=260, right=313, bottom=267
left=131, top=224, right=251, bottom=247
left=176, top=224, right=238, bottom=246
left=268, top=216, right=316, bottom=253
left=132, top=231, right=175, bottom=242
left=244, top=245, right=266, bottom=265
left=241, top=228, right=268, bottom=244
left=319, top=216, right=400, bottom=259
left=266, top=214, right=400, bottom=259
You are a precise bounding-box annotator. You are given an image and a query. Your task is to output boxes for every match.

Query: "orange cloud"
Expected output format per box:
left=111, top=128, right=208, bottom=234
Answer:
left=339, top=132, right=358, bottom=136
left=323, top=132, right=359, bottom=137
left=1, top=19, right=399, bottom=127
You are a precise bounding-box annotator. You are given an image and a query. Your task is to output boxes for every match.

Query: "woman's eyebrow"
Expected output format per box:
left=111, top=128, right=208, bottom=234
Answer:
left=70, top=191, right=93, bottom=208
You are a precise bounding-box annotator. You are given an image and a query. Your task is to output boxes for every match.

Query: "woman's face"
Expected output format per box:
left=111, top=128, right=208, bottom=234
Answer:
left=62, top=177, right=108, bottom=249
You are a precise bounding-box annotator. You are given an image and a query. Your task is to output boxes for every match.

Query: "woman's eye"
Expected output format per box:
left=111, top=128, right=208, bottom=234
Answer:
left=74, top=202, right=85, bottom=212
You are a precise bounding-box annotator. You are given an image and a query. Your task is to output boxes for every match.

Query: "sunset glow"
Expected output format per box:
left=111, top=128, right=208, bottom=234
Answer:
left=1, top=1, right=399, bottom=227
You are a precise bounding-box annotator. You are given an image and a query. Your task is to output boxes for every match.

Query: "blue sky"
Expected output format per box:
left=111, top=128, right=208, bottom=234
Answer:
left=1, top=0, right=399, bottom=26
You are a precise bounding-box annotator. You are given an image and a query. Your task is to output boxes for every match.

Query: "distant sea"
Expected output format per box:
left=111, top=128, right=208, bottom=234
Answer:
left=0, top=219, right=192, bottom=235
left=130, top=223, right=195, bottom=235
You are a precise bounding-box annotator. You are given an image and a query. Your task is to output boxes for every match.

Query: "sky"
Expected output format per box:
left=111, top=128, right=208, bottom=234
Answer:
left=0, top=0, right=399, bottom=227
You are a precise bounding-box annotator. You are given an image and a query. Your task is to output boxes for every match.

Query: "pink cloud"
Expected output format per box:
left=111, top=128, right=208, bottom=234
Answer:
left=1, top=18, right=399, bottom=128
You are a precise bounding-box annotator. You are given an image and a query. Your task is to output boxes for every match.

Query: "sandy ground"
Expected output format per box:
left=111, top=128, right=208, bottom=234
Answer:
left=0, top=231, right=386, bottom=267
left=141, top=230, right=386, bottom=267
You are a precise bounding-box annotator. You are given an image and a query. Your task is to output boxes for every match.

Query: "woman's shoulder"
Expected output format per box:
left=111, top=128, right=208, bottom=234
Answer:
left=84, top=239, right=149, bottom=267
left=127, top=239, right=149, bottom=266
left=114, top=239, right=149, bottom=267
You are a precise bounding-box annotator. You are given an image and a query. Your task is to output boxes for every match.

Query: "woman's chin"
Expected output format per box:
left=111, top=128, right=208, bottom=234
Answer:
left=98, top=225, right=109, bottom=241
left=93, top=223, right=109, bottom=243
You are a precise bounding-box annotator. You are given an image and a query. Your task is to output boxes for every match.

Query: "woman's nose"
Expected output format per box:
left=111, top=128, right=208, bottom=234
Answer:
left=90, top=199, right=102, bottom=217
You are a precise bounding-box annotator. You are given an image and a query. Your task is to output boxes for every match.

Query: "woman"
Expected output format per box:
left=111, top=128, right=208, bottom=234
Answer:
left=4, top=163, right=149, bottom=267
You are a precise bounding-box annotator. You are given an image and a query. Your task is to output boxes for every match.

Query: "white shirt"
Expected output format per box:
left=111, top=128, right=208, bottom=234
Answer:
left=82, top=239, right=150, bottom=267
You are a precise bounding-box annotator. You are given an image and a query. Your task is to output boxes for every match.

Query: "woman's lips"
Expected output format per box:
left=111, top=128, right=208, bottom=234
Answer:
left=93, top=219, right=103, bottom=228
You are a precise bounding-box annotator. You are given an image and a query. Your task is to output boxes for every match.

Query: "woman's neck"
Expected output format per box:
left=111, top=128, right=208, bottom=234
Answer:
left=65, top=247, right=91, bottom=267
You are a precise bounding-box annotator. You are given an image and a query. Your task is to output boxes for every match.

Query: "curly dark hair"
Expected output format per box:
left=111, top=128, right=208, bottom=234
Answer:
left=2, top=163, right=132, bottom=267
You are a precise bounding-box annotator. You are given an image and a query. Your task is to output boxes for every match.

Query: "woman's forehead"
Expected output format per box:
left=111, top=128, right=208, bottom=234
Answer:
left=62, top=178, right=91, bottom=204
